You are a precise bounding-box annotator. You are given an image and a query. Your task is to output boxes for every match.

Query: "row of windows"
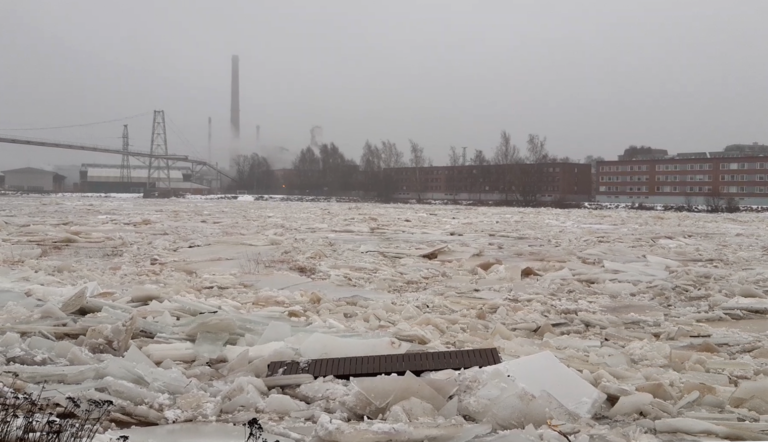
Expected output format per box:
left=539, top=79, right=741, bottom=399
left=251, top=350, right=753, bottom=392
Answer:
left=721, top=186, right=767, bottom=193
left=600, top=175, right=650, bottom=182
left=601, top=185, right=768, bottom=194
left=655, top=164, right=714, bottom=171
left=600, top=165, right=650, bottom=172
left=657, top=175, right=713, bottom=182
left=720, top=162, right=767, bottom=170
left=720, top=174, right=768, bottom=181
left=600, top=186, right=648, bottom=192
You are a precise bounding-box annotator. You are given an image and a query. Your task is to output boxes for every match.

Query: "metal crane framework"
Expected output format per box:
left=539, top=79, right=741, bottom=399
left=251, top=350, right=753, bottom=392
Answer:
left=0, top=135, right=236, bottom=185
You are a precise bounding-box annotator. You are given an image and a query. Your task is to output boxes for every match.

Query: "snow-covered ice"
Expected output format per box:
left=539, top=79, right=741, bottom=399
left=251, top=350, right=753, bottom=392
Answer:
left=2, top=196, right=768, bottom=441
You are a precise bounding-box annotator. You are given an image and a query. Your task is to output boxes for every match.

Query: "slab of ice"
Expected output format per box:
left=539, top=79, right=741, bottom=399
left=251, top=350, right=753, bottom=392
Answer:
left=490, top=351, right=607, bottom=417
left=299, top=333, right=410, bottom=359
left=222, top=341, right=288, bottom=362
left=720, top=297, right=768, bottom=313
left=257, top=321, right=292, bottom=345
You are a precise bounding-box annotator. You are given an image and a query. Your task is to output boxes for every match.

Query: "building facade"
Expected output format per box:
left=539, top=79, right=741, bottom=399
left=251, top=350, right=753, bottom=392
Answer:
left=79, top=164, right=210, bottom=195
left=596, top=153, right=768, bottom=205
left=386, top=163, right=592, bottom=202
left=1, top=167, right=66, bottom=192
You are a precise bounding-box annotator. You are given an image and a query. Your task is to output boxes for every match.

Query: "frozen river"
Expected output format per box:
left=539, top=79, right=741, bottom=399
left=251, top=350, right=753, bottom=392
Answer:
left=1, top=196, right=768, bottom=441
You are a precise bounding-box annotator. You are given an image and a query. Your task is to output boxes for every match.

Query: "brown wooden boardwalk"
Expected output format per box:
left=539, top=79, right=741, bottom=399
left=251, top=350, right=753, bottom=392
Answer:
left=266, top=347, right=501, bottom=379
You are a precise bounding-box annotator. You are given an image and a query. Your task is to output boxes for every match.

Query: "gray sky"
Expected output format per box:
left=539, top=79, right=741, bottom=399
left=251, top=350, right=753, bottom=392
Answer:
left=2, top=0, right=768, bottom=170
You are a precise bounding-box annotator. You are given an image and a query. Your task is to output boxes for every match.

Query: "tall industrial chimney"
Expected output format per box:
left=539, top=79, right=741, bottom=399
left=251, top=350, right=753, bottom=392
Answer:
left=230, top=55, right=240, bottom=139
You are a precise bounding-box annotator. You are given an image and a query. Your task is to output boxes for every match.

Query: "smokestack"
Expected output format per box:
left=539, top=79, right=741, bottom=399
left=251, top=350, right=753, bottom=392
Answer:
left=230, top=55, right=240, bottom=139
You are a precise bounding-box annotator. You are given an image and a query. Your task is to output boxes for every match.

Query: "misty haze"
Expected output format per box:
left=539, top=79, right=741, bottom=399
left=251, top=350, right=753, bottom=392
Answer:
left=2, top=2, right=768, bottom=442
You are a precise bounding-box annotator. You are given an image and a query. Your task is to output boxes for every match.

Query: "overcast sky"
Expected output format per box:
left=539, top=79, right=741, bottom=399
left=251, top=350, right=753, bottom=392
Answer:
left=2, top=0, right=768, bottom=170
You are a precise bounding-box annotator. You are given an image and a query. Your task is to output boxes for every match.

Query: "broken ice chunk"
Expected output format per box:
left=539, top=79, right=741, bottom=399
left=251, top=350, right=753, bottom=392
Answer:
left=221, top=341, right=288, bottom=363
left=299, top=333, right=410, bottom=359
left=194, top=331, right=229, bottom=359
left=256, top=321, right=291, bottom=345
left=491, top=351, right=607, bottom=418
left=729, top=379, right=768, bottom=412
left=142, top=343, right=197, bottom=364
left=607, top=393, right=653, bottom=418
left=263, top=394, right=307, bottom=415
left=124, top=344, right=157, bottom=368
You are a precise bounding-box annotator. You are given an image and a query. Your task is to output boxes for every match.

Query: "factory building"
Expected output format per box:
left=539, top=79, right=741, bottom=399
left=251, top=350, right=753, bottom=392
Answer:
left=79, top=164, right=210, bottom=195
left=1, top=167, right=66, bottom=192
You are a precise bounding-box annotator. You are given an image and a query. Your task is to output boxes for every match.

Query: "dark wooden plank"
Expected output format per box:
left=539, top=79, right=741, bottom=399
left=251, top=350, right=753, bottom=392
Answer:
left=265, top=347, right=502, bottom=378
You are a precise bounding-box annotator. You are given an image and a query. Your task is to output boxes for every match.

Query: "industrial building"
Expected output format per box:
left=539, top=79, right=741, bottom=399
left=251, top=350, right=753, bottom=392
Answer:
left=1, top=167, right=66, bottom=192
left=79, top=164, right=210, bottom=195
left=386, top=163, right=593, bottom=202
left=596, top=145, right=768, bottom=205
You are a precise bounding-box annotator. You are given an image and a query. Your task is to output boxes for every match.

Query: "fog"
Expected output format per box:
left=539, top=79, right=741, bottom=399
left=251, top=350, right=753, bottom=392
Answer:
left=2, top=0, right=768, bottom=170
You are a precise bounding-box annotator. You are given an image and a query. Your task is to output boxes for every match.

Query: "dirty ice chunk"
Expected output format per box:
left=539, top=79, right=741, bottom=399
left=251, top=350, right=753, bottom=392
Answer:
left=729, top=379, right=768, bottom=409
left=492, top=351, right=607, bottom=418
left=607, top=393, right=653, bottom=418
left=257, top=321, right=291, bottom=345
left=645, top=255, right=681, bottom=269
left=299, top=333, right=410, bottom=359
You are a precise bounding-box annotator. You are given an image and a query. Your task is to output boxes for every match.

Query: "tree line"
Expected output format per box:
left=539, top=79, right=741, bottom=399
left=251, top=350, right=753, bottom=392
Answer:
left=229, top=132, right=601, bottom=200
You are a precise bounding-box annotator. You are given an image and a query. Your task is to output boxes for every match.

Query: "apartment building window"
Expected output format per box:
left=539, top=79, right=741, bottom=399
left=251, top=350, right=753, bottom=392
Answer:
left=758, top=175, right=766, bottom=181
left=739, top=186, right=747, bottom=193
left=759, top=163, right=766, bottom=169
left=739, top=163, right=748, bottom=169
left=720, top=186, right=738, bottom=193
left=739, top=175, right=748, bottom=181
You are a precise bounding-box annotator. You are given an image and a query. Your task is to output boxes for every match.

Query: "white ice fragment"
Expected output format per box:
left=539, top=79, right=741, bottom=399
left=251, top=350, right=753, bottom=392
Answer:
left=27, top=336, right=55, bottom=353
left=221, top=341, right=287, bottom=362
left=607, top=393, right=654, bottom=417
left=0, top=332, right=21, bottom=348
left=263, top=394, right=306, bottom=415
left=491, top=351, right=607, bottom=418
left=735, top=286, right=767, bottom=299
left=720, top=297, right=768, bottom=313
left=256, top=321, right=291, bottom=345
left=194, top=331, right=229, bottom=358
left=299, top=333, right=410, bottom=359
left=36, top=302, right=68, bottom=319
left=142, top=342, right=197, bottom=364
left=675, top=391, right=700, bottom=411
left=655, top=418, right=768, bottom=441
left=390, top=397, right=438, bottom=421
left=124, top=344, right=157, bottom=368
left=645, top=255, right=681, bottom=269
left=438, top=397, right=458, bottom=419
left=54, top=341, right=75, bottom=359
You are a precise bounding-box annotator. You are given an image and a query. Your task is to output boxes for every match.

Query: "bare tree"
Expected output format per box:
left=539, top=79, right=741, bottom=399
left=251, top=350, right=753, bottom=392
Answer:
left=381, top=140, right=406, bottom=169
left=492, top=131, right=521, bottom=201
left=470, top=149, right=488, bottom=165
left=512, top=134, right=550, bottom=206
left=705, top=187, right=724, bottom=212
left=682, top=190, right=695, bottom=211
left=231, top=153, right=274, bottom=193
left=447, top=146, right=462, bottom=200
left=409, top=140, right=428, bottom=201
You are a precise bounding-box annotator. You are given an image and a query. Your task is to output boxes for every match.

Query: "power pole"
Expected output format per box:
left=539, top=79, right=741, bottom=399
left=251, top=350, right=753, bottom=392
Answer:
left=207, top=117, right=212, bottom=164
left=120, top=124, right=131, bottom=182
left=146, top=110, right=172, bottom=193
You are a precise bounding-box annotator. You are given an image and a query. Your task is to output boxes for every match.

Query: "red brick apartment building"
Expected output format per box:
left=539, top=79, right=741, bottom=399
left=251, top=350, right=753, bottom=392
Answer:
left=386, top=163, right=592, bottom=202
left=596, top=152, right=768, bottom=206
